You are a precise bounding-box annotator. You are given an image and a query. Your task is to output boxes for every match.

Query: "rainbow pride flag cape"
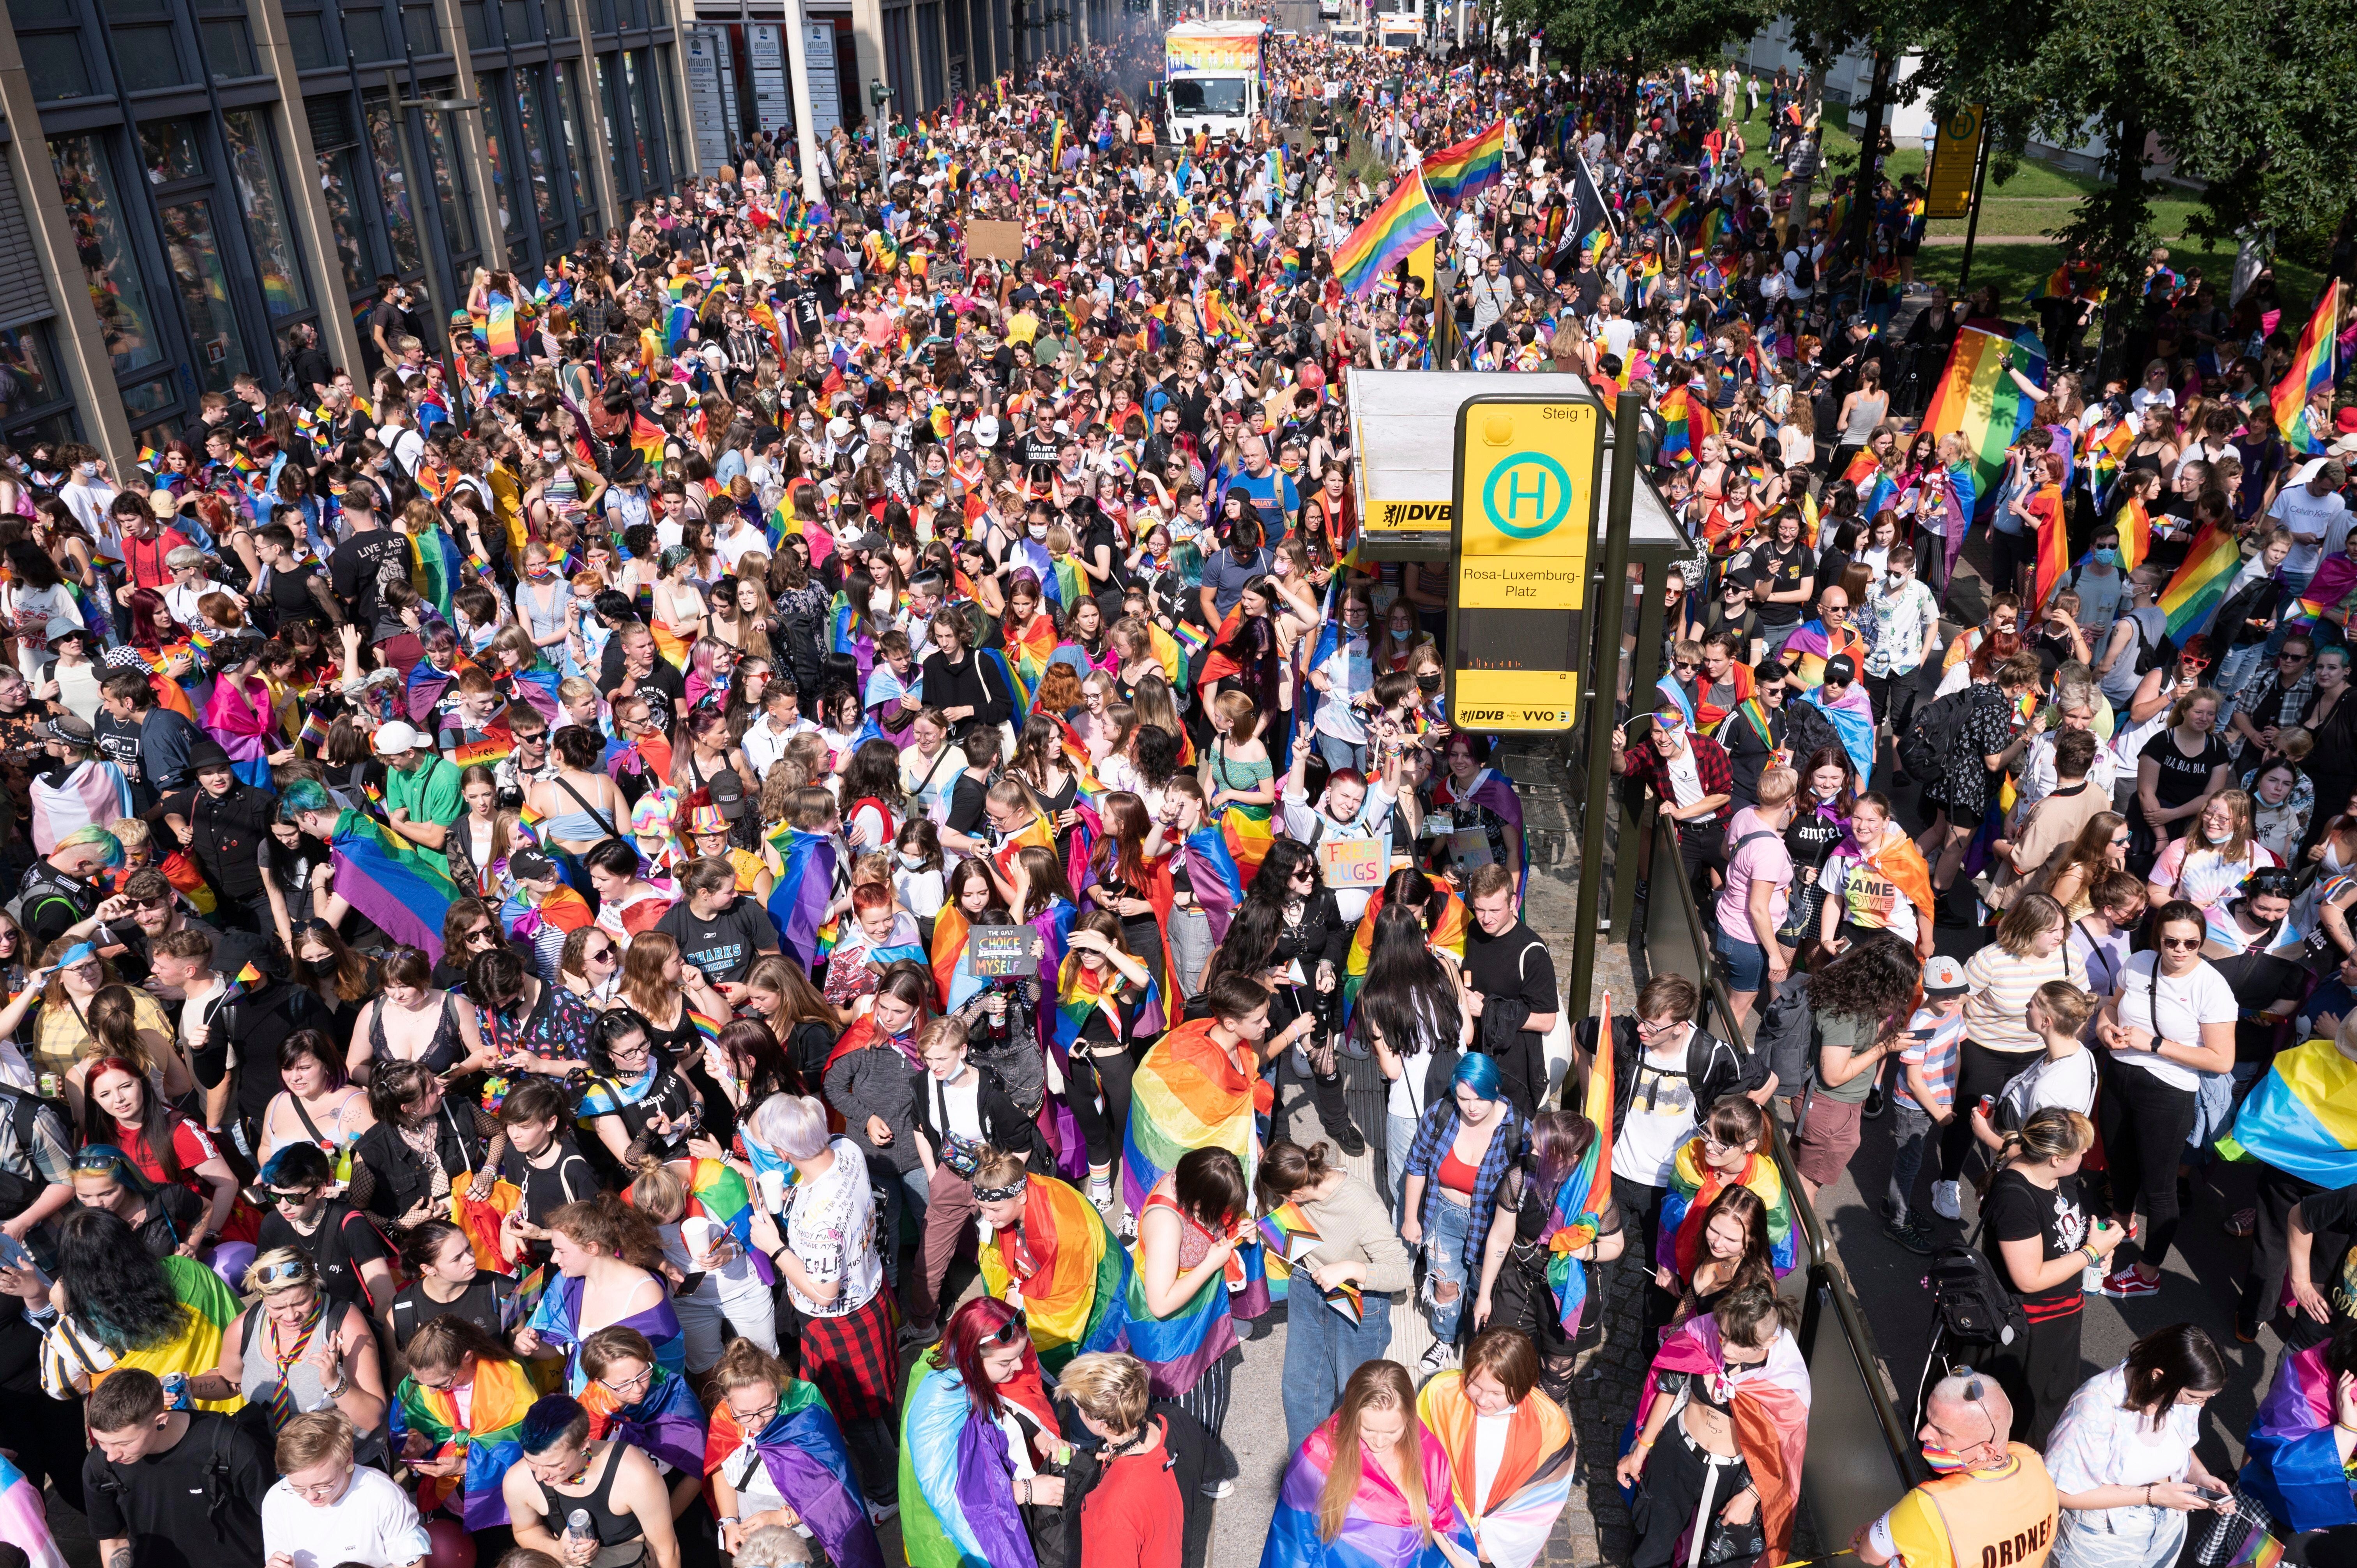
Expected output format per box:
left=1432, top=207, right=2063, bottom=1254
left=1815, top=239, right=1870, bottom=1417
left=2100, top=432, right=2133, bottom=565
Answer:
left=978, top=1173, right=1133, bottom=1372
left=629, top=412, right=666, bottom=474
left=1544, top=993, right=1615, bottom=1339
left=1334, top=170, right=1449, bottom=297
left=330, top=806, right=460, bottom=960
left=1419, top=1368, right=1575, bottom=1568
left=1262, top=1412, right=1476, bottom=1568
left=1421, top=119, right=1508, bottom=206
left=1121, top=1017, right=1272, bottom=1230
left=2158, top=519, right=2245, bottom=641
left=485, top=291, right=519, bottom=358
left=2218, top=1036, right=2357, bottom=1188
left=396, top=1353, right=535, bottom=1528
left=1657, top=1135, right=1799, bottom=1280
left=1658, top=383, right=1715, bottom=466
left=766, top=826, right=839, bottom=967
left=2271, top=279, right=2340, bottom=455
left=2115, top=494, right=2152, bottom=574
left=1923, top=320, right=2048, bottom=499
left=706, top=1379, right=885, bottom=1568
left=584, top=1361, right=708, bottom=1477
left=2239, top=1338, right=2357, bottom=1534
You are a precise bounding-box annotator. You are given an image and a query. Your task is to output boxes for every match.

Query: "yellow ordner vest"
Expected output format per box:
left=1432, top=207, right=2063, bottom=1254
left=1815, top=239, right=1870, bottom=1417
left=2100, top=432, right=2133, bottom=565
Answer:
left=1919, top=1445, right=2061, bottom=1568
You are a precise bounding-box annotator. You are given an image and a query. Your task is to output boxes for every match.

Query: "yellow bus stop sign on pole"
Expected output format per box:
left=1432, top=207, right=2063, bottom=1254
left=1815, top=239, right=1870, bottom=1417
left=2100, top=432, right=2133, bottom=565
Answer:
left=1447, top=396, right=1602, bottom=732
left=1923, top=104, right=1986, bottom=221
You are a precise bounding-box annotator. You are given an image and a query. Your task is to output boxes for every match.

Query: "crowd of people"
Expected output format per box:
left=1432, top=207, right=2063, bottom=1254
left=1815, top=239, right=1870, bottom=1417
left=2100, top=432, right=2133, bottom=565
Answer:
left=0, top=17, right=2354, bottom=1568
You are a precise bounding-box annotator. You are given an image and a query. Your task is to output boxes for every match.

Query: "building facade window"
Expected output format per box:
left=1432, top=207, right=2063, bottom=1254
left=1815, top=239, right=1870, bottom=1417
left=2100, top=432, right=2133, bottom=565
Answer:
left=515, top=64, right=559, bottom=232
left=553, top=58, right=597, bottom=228
left=48, top=134, right=167, bottom=376
left=8, top=0, right=94, bottom=99
left=220, top=111, right=313, bottom=323
left=345, top=0, right=391, bottom=60
left=362, top=94, right=424, bottom=274
left=156, top=194, right=251, bottom=391
left=103, top=0, right=194, bottom=92
left=0, top=322, right=77, bottom=447
left=421, top=103, right=478, bottom=261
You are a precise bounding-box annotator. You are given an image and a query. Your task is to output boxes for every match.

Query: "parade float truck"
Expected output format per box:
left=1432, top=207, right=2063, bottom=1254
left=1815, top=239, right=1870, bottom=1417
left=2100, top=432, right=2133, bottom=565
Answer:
left=1163, top=21, right=1263, bottom=146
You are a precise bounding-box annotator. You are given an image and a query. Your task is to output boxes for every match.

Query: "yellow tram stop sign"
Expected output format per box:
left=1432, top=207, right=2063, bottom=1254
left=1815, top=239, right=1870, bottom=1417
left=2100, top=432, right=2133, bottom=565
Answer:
left=1447, top=396, right=1603, bottom=733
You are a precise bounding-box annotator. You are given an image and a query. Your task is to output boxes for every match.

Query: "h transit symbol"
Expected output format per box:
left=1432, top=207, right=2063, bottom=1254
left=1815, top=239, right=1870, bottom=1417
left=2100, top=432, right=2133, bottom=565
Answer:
left=1482, top=450, right=1574, bottom=540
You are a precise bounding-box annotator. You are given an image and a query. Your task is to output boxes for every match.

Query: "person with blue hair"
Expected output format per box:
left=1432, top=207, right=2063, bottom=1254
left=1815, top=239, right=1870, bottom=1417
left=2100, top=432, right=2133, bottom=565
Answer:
left=501, top=1393, right=681, bottom=1568
left=1399, top=1051, right=1524, bottom=1376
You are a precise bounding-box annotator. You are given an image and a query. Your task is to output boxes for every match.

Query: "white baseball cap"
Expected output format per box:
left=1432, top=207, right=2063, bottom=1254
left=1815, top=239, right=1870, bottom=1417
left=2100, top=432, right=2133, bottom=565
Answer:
left=372, top=720, right=426, bottom=756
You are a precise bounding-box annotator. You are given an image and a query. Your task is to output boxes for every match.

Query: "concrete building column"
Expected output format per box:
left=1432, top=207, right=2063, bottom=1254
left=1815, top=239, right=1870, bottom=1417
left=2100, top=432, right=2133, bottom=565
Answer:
left=0, top=12, right=136, bottom=468
left=429, top=0, right=510, bottom=270
left=563, top=0, right=624, bottom=234
left=245, top=0, right=370, bottom=380
left=846, top=0, right=883, bottom=127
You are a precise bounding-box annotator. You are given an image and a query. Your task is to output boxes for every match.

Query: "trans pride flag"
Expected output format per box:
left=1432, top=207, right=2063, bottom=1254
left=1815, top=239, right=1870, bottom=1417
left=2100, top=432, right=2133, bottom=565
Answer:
left=1260, top=1412, right=1476, bottom=1568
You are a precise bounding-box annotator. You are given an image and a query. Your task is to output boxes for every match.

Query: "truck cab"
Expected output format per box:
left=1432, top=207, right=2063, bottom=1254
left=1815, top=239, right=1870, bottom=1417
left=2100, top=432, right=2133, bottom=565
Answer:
left=1163, top=21, right=1263, bottom=146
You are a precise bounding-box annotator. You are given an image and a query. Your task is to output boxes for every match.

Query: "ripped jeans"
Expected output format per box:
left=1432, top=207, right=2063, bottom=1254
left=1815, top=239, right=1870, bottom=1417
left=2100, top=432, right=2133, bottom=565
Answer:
left=1422, top=1191, right=1477, bottom=1346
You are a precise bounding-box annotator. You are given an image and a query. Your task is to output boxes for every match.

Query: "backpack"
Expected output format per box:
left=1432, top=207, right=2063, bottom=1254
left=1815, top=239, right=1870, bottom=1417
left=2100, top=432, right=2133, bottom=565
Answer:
left=1898, top=688, right=1974, bottom=780
left=1792, top=251, right=1816, bottom=290
left=1926, top=1211, right=2027, bottom=1347
left=0, top=1084, right=68, bottom=1221
left=2128, top=609, right=2177, bottom=678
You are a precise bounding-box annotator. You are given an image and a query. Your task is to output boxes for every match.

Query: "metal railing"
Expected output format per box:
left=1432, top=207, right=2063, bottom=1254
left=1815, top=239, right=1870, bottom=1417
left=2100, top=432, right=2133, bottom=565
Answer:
left=1636, top=808, right=1929, bottom=1552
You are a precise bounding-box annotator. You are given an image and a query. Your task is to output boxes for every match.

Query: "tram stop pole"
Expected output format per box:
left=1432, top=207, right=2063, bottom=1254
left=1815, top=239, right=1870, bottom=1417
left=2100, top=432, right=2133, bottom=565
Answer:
left=1563, top=389, right=1640, bottom=1057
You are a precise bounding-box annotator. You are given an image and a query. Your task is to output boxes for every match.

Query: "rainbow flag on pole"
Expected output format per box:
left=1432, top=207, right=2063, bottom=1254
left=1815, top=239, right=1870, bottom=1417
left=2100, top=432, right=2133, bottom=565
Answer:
left=1922, top=321, right=2049, bottom=499
left=1544, top=993, right=1615, bottom=1339
left=1421, top=118, right=1508, bottom=206
left=1333, top=170, right=1449, bottom=297
left=2158, top=519, right=2245, bottom=641
left=2271, top=279, right=2340, bottom=455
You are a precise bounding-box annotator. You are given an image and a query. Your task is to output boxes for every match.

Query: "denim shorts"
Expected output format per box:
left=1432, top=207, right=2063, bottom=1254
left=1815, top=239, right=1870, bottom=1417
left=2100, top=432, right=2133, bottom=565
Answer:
left=1712, top=924, right=1767, bottom=991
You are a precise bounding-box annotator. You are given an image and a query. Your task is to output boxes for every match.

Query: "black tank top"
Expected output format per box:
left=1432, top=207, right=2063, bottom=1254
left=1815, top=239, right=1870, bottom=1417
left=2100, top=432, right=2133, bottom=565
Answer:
left=537, top=1443, right=646, bottom=1566
left=369, top=991, right=465, bottom=1075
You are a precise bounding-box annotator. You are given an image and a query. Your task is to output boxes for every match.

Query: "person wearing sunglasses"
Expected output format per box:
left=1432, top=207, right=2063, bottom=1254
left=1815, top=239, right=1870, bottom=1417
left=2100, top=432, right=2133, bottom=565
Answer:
left=2093, top=898, right=2237, bottom=1303
left=897, top=1294, right=1069, bottom=1556
left=249, top=1142, right=400, bottom=1315
left=191, top=1246, right=384, bottom=1438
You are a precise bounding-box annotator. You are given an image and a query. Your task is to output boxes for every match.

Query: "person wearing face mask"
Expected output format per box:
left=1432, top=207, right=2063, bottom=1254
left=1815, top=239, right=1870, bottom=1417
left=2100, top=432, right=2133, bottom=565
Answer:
left=1617, top=1286, right=1811, bottom=1568
left=1853, top=1372, right=2059, bottom=1568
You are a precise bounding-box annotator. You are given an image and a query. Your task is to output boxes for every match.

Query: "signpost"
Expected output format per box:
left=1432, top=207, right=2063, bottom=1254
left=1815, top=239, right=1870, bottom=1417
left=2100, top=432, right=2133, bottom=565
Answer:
left=1923, top=103, right=1986, bottom=220
left=1445, top=395, right=1603, bottom=733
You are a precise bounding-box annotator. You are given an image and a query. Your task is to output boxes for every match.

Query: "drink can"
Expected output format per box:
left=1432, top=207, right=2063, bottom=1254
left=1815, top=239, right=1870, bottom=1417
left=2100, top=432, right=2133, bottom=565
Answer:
left=162, top=1371, right=191, bottom=1411
left=36, top=1073, right=58, bottom=1100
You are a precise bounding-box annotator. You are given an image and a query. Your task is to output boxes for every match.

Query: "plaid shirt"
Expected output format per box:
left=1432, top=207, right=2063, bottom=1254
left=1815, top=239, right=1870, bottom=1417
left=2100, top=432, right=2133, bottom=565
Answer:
left=1622, top=731, right=1735, bottom=826
left=1403, top=1100, right=1524, bottom=1274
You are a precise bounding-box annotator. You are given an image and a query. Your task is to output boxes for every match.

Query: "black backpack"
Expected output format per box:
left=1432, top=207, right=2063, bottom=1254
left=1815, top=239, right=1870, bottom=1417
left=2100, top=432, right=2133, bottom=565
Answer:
left=1792, top=251, right=1816, bottom=290
left=2129, top=610, right=2177, bottom=678
left=1926, top=1211, right=2027, bottom=1347
left=1898, top=687, right=1973, bottom=780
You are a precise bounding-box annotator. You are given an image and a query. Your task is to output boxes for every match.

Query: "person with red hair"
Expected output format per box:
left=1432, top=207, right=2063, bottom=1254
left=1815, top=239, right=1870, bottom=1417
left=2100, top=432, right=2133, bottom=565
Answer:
left=897, top=1295, right=1067, bottom=1567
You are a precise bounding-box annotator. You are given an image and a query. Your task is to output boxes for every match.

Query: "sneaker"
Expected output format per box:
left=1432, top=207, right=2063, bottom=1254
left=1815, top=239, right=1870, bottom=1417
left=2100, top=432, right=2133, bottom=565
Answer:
left=897, top=1318, right=939, bottom=1346
left=2224, top=1207, right=2256, bottom=1238
left=1200, top=1479, right=1235, bottom=1500
left=2235, top=1321, right=2260, bottom=1345
left=1329, top=1122, right=1368, bottom=1158
left=1881, top=1214, right=1933, bottom=1255
left=1417, top=1341, right=1454, bottom=1376
left=1930, top=1180, right=1962, bottom=1221
left=1862, top=1081, right=1889, bottom=1120
left=867, top=1499, right=900, bottom=1525
left=2101, top=1266, right=2161, bottom=1299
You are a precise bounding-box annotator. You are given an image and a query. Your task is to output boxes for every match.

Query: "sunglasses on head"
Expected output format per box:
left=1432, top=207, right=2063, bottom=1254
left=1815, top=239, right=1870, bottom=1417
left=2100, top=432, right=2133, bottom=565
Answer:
left=982, top=1308, right=1031, bottom=1347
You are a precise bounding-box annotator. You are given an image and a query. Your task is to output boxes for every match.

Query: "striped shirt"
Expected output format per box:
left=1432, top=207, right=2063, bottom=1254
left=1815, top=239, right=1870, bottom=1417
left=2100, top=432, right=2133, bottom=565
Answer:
left=1960, top=944, right=2087, bottom=1056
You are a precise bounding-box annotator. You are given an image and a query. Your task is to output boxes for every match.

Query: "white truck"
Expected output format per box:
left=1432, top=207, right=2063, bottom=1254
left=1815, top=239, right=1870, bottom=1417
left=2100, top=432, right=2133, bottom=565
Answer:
left=1376, top=10, right=1420, bottom=48
left=1163, top=21, right=1262, bottom=147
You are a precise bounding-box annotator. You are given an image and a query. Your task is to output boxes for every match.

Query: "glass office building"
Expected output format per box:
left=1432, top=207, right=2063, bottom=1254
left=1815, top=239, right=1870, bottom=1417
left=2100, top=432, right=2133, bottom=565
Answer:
left=0, top=0, right=693, bottom=452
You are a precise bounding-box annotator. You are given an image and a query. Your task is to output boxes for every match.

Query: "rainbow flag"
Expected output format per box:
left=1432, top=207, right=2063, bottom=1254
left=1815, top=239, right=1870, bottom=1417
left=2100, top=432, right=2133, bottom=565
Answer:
left=2031, top=483, right=2069, bottom=611
left=707, top=1379, right=885, bottom=1568
left=682, top=1155, right=757, bottom=1252
left=1121, top=1018, right=1272, bottom=1260
left=2116, top=494, right=2152, bottom=574
left=2158, top=519, right=2244, bottom=641
left=1656, top=189, right=1689, bottom=234
left=1542, top=992, right=1616, bottom=1338
left=629, top=412, right=666, bottom=474
left=411, top=524, right=461, bottom=619
left=449, top=1176, right=525, bottom=1273
left=1332, top=170, right=1449, bottom=298
left=1922, top=320, right=2049, bottom=498
left=2084, top=418, right=2134, bottom=502
left=1658, top=383, right=1714, bottom=465
left=978, top=1174, right=1133, bottom=1372
left=1419, top=1368, right=1575, bottom=1568
left=485, top=291, right=519, bottom=358
left=765, top=826, right=838, bottom=967
left=396, top=1352, right=535, bottom=1529
left=585, top=1362, right=708, bottom=1478
left=2240, top=1338, right=2357, bottom=1536
left=1265, top=1416, right=1476, bottom=1568
left=2217, top=1035, right=2357, bottom=1188
left=1421, top=118, right=1508, bottom=206
left=663, top=301, right=695, bottom=356
left=330, top=806, right=460, bottom=959
left=2271, top=278, right=2339, bottom=455
left=1256, top=1200, right=1321, bottom=1264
